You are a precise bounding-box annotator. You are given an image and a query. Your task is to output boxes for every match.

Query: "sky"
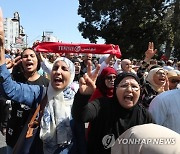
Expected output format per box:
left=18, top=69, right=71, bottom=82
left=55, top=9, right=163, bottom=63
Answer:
left=1, top=0, right=104, bottom=46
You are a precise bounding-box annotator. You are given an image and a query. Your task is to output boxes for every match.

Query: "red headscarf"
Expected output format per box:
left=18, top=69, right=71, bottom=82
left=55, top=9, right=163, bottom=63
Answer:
left=89, top=67, right=117, bottom=101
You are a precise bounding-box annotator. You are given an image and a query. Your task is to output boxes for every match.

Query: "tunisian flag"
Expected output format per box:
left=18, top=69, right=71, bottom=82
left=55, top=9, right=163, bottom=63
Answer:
left=33, top=42, right=122, bottom=58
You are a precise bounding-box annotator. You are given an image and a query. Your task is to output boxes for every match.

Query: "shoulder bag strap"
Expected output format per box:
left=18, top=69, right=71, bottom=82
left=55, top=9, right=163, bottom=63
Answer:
left=26, top=94, right=47, bottom=138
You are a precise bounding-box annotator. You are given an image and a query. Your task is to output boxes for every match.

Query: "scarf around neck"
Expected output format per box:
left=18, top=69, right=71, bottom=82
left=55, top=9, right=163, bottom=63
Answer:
left=40, top=57, right=75, bottom=153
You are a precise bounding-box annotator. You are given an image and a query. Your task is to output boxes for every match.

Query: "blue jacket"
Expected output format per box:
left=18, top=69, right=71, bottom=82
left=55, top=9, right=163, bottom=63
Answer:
left=0, top=64, right=44, bottom=107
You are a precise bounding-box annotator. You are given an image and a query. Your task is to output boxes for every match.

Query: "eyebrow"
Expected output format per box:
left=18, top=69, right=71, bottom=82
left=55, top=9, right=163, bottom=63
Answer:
left=119, top=82, right=139, bottom=85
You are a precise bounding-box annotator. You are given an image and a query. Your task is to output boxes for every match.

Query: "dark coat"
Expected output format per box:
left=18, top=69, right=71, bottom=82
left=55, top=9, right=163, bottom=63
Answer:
left=72, top=91, right=155, bottom=154
left=140, top=82, right=158, bottom=109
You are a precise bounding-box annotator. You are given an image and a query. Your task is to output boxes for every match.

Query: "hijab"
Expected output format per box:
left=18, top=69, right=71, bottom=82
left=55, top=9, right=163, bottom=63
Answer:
left=146, top=67, right=165, bottom=93
left=112, top=72, right=146, bottom=135
left=107, top=72, right=147, bottom=138
left=113, top=72, right=140, bottom=103
left=40, top=57, right=75, bottom=153
left=87, top=72, right=154, bottom=154
left=114, top=59, right=122, bottom=73
left=89, top=67, right=117, bottom=101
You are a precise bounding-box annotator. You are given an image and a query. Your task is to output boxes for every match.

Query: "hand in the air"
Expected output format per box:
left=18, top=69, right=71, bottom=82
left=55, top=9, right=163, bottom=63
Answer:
left=144, top=42, right=157, bottom=62
left=79, top=61, right=100, bottom=95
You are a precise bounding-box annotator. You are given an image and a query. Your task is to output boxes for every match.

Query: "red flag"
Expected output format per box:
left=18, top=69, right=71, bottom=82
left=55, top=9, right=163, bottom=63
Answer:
left=33, top=42, right=122, bottom=58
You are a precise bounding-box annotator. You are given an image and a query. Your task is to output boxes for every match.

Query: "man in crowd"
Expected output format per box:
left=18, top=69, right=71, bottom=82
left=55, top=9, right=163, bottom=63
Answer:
left=149, top=88, right=180, bottom=134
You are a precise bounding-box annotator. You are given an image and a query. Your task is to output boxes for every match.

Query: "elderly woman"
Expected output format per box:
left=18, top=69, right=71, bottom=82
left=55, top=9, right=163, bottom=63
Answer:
left=0, top=9, right=77, bottom=153
left=72, top=69, right=155, bottom=154
left=140, top=67, right=169, bottom=108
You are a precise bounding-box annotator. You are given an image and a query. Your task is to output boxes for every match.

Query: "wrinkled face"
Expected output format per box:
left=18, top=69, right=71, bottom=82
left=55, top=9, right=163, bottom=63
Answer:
left=116, top=76, right=140, bottom=109
left=21, top=49, right=38, bottom=73
left=153, top=69, right=166, bottom=86
left=105, top=74, right=116, bottom=88
left=121, top=60, right=132, bottom=72
left=50, top=60, right=71, bottom=90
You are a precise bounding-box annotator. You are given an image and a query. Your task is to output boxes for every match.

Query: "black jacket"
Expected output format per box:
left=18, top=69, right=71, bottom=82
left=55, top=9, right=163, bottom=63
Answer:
left=140, top=81, right=158, bottom=109
left=6, top=75, right=49, bottom=148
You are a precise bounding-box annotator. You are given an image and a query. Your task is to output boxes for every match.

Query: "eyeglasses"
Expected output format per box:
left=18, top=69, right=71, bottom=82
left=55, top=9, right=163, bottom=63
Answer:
left=156, top=71, right=166, bottom=76
left=106, top=75, right=116, bottom=81
left=170, top=79, right=180, bottom=84
left=117, top=84, right=139, bottom=91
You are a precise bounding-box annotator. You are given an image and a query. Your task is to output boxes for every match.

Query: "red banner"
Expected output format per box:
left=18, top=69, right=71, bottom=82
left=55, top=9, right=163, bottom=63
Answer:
left=33, top=42, right=121, bottom=58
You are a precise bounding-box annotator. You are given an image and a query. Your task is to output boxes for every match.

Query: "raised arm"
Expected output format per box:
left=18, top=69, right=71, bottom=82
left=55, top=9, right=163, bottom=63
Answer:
left=37, top=52, right=52, bottom=75
left=79, top=61, right=100, bottom=95
left=144, top=42, right=157, bottom=63
left=72, top=61, right=101, bottom=122
left=0, top=8, right=43, bottom=107
left=137, top=42, right=157, bottom=85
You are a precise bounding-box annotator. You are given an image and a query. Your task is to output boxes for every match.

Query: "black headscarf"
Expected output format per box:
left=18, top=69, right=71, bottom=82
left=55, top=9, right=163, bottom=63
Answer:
left=113, top=72, right=140, bottom=102
left=109, top=72, right=145, bottom=138
left=87, top=72, right=154, bottom=153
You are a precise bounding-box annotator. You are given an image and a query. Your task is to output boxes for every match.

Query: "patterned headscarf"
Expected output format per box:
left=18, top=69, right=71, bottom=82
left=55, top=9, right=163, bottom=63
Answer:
left=40, top=57, right=76, bottom=153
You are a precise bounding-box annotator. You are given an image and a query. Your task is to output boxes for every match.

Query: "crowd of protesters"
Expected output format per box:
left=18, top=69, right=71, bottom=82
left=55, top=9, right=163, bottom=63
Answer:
left=0, top=8, right=180, bottom=154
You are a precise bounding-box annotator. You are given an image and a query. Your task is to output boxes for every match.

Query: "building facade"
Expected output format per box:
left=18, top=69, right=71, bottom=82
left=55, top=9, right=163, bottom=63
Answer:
left=3, top=17, right=25, bottom=50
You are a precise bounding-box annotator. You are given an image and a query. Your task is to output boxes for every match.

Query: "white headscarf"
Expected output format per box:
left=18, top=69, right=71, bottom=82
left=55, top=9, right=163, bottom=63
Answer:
left=40, top=57, right=75, bottom=153
left=50, top=57, right=75, bottom=87
left=114, top=59, right=122, bottom=73
left=146, top=67, right=165, bottom=93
